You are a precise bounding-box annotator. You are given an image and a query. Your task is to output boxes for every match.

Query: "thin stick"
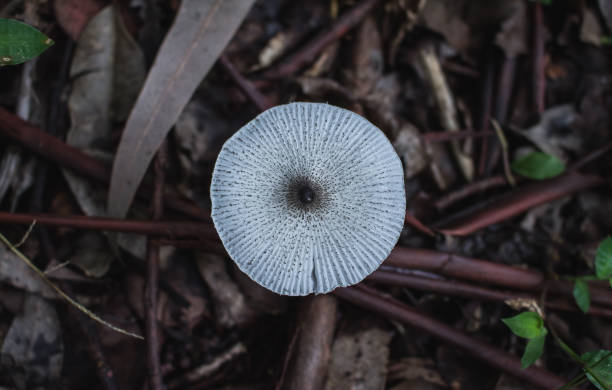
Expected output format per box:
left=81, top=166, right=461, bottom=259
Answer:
left=435, top=172, right=603, bottom=236
left=532, top=2, right=546, bottom=114
left=219, top=55, right=273, bottom=111
left=491, top=119, right=516, bottom=186
left=262, top=0, right=381, bottom=78
left=0, top=233, right=143, bottom=339
left=145, top=143, right=167, bottom=390
left=434, top=175, right=508, bottom=210
left=0, top=211, right=216, bottom=239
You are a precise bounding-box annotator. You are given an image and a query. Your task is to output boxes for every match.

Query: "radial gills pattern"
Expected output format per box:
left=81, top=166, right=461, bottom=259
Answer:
left=211, top=102, right=406, bottom=296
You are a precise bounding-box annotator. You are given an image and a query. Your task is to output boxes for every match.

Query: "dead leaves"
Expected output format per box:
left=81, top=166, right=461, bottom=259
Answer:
left=108, top=0, right=256, bottom=218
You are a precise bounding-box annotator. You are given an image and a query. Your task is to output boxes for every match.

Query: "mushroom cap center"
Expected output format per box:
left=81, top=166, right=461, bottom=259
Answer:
left=298, top=185, right=315, bottom=204
left=285, top=176, right=326, bottom=212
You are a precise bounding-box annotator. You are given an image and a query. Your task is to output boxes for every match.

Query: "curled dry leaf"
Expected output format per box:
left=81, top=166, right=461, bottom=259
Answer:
left=108, top=0, right=256, bottom=218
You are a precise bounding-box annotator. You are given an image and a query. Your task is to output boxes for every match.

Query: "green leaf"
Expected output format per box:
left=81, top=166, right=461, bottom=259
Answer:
left=0, top=18, right=54, bottom=66
left=502, top=312, right=546, bottom=339
left=522, top=332, right=547, bottom=368
left=595, top=236, right=612, bottom=279
left=581, top=350, right=612, bottom=390
left=511, top=152, right=565, bottom=180
left=573, top=279, right=591, bottom=314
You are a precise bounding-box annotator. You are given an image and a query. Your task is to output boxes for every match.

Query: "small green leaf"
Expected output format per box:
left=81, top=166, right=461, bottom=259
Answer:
left=511, top=152, right=565, bottom=180
left=595, top=236, right=612, bottom=280
left=0, top=18, right=54, bottom=66
left=573, top=279, right=590, bottom=314
left=581, top=350, right=612, bottom=390
left=522, top=332, right=547, bottom=368
left=502, top=312, right=546, bottom=339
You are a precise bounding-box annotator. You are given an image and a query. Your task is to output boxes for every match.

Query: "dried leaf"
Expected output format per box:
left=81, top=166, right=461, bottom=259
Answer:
left=0, top=242, right=55, bottom=298
left=196, top=253, right=255, bottom=328
left=53, top=0, right=104, bottom=40
left=108, top=0, right=256, bottom=218
left=1, top=295, right=63, bottom=388
left=324, top=326, right=392, bottom=390
left=64, top=4, right=147, bottom=265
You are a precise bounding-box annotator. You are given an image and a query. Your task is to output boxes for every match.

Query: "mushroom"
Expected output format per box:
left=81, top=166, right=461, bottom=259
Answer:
left=211, top=102, right=405, bottom=296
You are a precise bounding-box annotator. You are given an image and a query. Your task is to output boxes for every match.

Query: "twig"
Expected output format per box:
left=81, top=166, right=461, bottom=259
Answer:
left=569, top=140, right=612, bottom=171
left=0, top=211, right=216, bottom=240
left=491, top=119, right=516, bottom=186
left=0, top=232, right=143, bottom=339
left=368, top=269, right=612, bottom=317
left=434, top=172, right=604, bottom=236
left=14, top=220, right=36, bottom=248
left=385, top=247, right=544, bottom=290
left=485, top=56, right=516, bottom=176
left=219, top=55, right=273, bottom=111
left=532, top=2, right=545, bottom=114
left=334, top=285, right=566, bottom=389
left=417, top=42, right=473, bottom=182
left=70, top=305, right=120, bottom=390
left=0, top=106, right=211, bottom=221
left=404, top=213, right=435, bottom=236
left=384, top=247, right=612, bottom=308
left=477, top=49, right=495, bottom=176
left=262, top=0, right=381, bottom=78
left=145, top=143, right=167, bottom=390
left=433, top=175, right=508, bottom=210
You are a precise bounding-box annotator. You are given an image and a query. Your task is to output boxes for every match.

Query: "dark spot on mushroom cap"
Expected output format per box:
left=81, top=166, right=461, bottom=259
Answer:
left=298, top=186, right=314, bottom=204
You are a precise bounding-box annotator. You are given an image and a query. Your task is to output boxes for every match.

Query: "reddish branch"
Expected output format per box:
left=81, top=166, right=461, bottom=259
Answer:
left=0, top=211, right=216, bottom=239
left=435, top=172, right=604, bottom=235
left=261, top=0, right=381, bottom=78
left=385, top=247, right=543, bottom=289
left=404, top=213, right=434, bottom=236
left=570, top=140, right=612, bottom=171
left=145, top=144, right=166, bottom=390
left=433, top=175, right=508, bottom=210
left=0, top=107, right=210, bottom=221
left=385, top=247, right=612, bottom=308
left=219, top=55, right=273, bottom=112
left=334, top=285, right=566, bottom=389
left=368, top=269, right=612, bottom=317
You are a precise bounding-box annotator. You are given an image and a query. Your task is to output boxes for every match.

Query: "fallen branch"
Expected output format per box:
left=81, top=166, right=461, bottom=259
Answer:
left=334, top=285, right=565, bottom=389
left=434, top=172, right=604, bottom=235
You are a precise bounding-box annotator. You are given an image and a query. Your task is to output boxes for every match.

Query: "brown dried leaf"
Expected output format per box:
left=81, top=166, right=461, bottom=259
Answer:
left=324, top=326, right=392, bottom=390
left=53, top=0, right=104, bottom=40
left=196, top=253, right=255, bottom=328
left=108, top=0, right=256, bottom=218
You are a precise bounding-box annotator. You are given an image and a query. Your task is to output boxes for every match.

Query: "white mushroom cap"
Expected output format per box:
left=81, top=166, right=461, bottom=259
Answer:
left=211, top=102, right=406, bottom=296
